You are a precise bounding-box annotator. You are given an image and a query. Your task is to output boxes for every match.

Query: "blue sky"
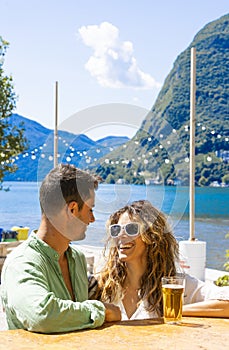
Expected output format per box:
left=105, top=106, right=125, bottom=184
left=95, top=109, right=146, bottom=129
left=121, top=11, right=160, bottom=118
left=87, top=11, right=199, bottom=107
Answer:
left=1, top=0, right=228, bottom=139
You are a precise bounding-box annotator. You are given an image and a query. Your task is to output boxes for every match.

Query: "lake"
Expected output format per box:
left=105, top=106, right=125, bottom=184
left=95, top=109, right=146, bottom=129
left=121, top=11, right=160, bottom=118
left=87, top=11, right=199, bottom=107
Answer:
left=0, top=182, right=228, bottom=270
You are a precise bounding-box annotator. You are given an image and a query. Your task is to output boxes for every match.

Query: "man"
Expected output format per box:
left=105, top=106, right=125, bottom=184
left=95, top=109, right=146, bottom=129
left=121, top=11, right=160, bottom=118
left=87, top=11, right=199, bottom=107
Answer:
left=1, top=164, right=121, bottom=333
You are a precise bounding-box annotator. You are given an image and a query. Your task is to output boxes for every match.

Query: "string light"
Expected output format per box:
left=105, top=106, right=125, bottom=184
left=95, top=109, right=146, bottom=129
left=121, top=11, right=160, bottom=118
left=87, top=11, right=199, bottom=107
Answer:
left=1, top=122, right=227, bottom=184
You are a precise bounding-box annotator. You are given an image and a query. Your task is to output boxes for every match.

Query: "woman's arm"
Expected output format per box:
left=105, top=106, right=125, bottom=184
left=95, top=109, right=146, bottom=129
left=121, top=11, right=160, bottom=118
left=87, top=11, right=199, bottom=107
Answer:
left=182, top=299, right=229, bottom=318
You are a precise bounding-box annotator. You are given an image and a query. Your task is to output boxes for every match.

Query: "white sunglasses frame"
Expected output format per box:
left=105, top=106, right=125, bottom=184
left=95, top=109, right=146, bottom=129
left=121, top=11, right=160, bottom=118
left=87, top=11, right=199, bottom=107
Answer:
left=109, top=222, right=140, bottom=238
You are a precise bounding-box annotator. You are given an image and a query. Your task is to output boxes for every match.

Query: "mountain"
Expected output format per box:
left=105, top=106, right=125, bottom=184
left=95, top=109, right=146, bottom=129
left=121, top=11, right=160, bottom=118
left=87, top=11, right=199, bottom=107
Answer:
left=96, top=136, right=129, bottom=148
left=4, top=114, right=129, bottom=181
left=94, top=14, right=229, bottom=186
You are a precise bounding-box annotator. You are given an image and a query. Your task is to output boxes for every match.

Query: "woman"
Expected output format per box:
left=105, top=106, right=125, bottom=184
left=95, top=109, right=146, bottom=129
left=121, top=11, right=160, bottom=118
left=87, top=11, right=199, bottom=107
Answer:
left=91, top=200, right=229, bottom=320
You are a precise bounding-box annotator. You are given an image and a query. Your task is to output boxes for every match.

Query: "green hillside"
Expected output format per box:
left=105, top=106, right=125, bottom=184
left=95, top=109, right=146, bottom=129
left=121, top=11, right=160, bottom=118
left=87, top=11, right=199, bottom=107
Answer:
left=93, top=14, right=229, bottom=186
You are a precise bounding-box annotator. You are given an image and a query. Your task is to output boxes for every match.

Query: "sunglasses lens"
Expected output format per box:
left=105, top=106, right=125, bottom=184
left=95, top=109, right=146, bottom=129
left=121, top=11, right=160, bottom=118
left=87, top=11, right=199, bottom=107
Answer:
left=110, top=225, right=121, bottom=237
left=125, top=223, right=139, bottom=236
left=110, top=223, right=139, bottom=238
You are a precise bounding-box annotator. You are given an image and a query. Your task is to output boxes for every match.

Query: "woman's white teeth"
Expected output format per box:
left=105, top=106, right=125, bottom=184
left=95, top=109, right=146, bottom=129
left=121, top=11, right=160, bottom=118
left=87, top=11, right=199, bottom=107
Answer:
left=120, top=243, right=133, bottom=249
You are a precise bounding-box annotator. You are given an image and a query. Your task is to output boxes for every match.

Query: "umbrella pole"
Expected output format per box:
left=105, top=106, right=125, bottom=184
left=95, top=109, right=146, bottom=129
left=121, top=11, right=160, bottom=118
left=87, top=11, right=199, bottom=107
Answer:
left=54, top=81, right=58, bottom=167
left=189, top=47, right=196, bottom=241
left=179, top=47, right=206, bottom=281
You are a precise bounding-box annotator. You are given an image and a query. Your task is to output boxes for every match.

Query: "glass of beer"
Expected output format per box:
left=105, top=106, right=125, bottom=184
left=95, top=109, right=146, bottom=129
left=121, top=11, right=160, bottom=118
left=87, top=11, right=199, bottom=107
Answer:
left=161, top=275, right=185, bottom=324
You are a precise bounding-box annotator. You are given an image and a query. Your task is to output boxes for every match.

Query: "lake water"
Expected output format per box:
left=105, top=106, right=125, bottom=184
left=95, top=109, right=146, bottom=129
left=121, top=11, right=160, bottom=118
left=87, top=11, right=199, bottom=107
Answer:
left=0, top=182, right=228, bottom=270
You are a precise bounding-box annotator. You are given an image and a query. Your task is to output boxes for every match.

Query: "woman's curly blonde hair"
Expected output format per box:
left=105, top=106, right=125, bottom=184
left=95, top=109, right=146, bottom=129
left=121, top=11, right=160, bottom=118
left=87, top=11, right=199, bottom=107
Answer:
left=94, top=199, right=179, bottom=316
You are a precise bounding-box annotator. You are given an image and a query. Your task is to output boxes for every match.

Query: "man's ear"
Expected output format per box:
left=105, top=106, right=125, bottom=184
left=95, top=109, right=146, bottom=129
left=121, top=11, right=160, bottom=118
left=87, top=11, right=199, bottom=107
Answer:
left=68, top=201, right=79, bottom=215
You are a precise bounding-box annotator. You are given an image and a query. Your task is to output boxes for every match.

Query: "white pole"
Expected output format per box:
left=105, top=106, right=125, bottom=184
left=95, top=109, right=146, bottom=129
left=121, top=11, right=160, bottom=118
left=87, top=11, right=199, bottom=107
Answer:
left=54, top=81, right=58, bottom=167
left=189, top=47, right=196, bottom=241
left=179, top=47, right=206, bottom=281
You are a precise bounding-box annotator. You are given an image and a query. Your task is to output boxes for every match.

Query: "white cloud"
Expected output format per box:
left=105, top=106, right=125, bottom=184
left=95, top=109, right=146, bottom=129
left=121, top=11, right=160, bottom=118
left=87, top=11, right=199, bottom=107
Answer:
left=78, top=22, right=161, bottom=89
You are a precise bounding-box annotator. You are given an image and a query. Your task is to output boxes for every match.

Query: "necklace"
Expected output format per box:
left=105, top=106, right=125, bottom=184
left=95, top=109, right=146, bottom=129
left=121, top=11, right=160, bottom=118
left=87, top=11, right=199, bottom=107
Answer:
left=124, top=285, right=141, bottom=298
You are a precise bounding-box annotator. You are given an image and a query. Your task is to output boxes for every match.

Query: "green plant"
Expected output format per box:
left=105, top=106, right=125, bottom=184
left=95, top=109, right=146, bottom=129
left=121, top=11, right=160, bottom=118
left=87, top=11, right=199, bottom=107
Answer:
left=214, top=233, right=229, bottom=287
left=214, top=275, right=229, bottom=287
left=223, top=233, right=229, bottom=272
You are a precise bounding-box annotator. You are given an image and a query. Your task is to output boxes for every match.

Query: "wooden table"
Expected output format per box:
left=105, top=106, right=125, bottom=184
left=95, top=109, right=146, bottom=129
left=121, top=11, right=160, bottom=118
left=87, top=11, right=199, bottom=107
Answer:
left=0, top=317, right=228, bottom=350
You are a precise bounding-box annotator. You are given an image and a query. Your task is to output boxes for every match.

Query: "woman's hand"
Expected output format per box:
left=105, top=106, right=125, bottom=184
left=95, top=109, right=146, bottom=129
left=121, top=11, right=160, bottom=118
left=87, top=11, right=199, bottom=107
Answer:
left=103, top=302, right=121, bottom=322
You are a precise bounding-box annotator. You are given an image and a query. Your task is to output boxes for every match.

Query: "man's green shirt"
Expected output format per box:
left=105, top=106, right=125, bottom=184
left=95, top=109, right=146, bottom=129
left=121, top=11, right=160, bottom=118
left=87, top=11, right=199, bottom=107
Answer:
left=1, top=232, right=105, bottom=333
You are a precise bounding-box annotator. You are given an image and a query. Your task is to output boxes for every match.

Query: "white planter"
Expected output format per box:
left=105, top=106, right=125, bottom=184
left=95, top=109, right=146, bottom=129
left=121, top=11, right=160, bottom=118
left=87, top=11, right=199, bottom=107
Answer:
left=179, top=240, right=206, bottom=281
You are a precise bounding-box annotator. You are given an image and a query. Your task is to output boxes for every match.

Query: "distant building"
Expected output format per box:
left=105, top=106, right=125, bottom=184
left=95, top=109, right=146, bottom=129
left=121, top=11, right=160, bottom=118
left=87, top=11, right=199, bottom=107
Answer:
left=116, top=178, right=126, bottom=184
left=215, top=150, right=229, bottom=163
left=145, top=178, right=162, bottom=185
left=209, top=181, right=221, bottom=187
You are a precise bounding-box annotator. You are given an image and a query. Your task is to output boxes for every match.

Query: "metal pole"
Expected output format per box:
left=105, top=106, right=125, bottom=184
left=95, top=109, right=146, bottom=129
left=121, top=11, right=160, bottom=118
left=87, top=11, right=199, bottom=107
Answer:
left=54, top=81, right=58, bottom=167
left=189, top=47, right=196, bottom=241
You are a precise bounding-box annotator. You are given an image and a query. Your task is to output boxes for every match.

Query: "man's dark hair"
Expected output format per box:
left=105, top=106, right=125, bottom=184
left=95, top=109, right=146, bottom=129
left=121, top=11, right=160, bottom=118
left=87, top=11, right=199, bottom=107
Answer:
left=39, top=163, right=100, bottom=217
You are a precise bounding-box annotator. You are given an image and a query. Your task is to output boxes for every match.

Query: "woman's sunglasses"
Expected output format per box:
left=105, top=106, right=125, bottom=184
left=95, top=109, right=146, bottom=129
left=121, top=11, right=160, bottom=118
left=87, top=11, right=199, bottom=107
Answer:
left=109, top=222, right=140, bottom=238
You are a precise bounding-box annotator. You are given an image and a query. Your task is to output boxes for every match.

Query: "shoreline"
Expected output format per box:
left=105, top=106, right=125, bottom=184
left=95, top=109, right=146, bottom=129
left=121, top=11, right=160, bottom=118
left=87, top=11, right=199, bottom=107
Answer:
left=1, top=182, right=229, bottom=271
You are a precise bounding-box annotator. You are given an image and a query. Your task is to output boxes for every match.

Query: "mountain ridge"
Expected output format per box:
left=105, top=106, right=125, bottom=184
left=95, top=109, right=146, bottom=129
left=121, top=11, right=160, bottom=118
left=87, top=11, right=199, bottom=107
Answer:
left=4, top=114, right=129, bottom=181
left=94, top=14, right=229, bottom=186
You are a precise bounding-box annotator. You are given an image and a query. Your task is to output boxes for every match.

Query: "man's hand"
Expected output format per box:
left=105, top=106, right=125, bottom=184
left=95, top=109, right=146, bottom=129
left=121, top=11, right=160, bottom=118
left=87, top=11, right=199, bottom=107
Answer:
left=103, top=302, right=121, bottom=322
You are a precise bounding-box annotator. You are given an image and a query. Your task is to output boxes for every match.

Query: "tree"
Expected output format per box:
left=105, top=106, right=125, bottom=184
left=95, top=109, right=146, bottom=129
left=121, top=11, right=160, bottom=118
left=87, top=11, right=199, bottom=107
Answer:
left=0, top=37, right=27, bottom=185
left=222, top=174, right=229, bottom=185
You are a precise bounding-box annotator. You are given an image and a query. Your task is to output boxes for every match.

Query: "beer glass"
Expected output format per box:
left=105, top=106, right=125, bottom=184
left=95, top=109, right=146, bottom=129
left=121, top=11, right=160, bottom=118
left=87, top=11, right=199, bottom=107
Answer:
left=161, top=275, right=185, bottom=324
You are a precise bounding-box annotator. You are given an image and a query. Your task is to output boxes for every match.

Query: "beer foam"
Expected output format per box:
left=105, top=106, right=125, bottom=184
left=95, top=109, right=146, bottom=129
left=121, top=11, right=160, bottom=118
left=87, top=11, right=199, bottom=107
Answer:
left=162, top=284, right=184, bottom=289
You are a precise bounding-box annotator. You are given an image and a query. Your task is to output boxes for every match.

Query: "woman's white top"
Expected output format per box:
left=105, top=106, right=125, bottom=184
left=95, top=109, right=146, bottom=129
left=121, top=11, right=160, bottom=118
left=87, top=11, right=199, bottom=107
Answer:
left=115, top=274, right=229, bottom=321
